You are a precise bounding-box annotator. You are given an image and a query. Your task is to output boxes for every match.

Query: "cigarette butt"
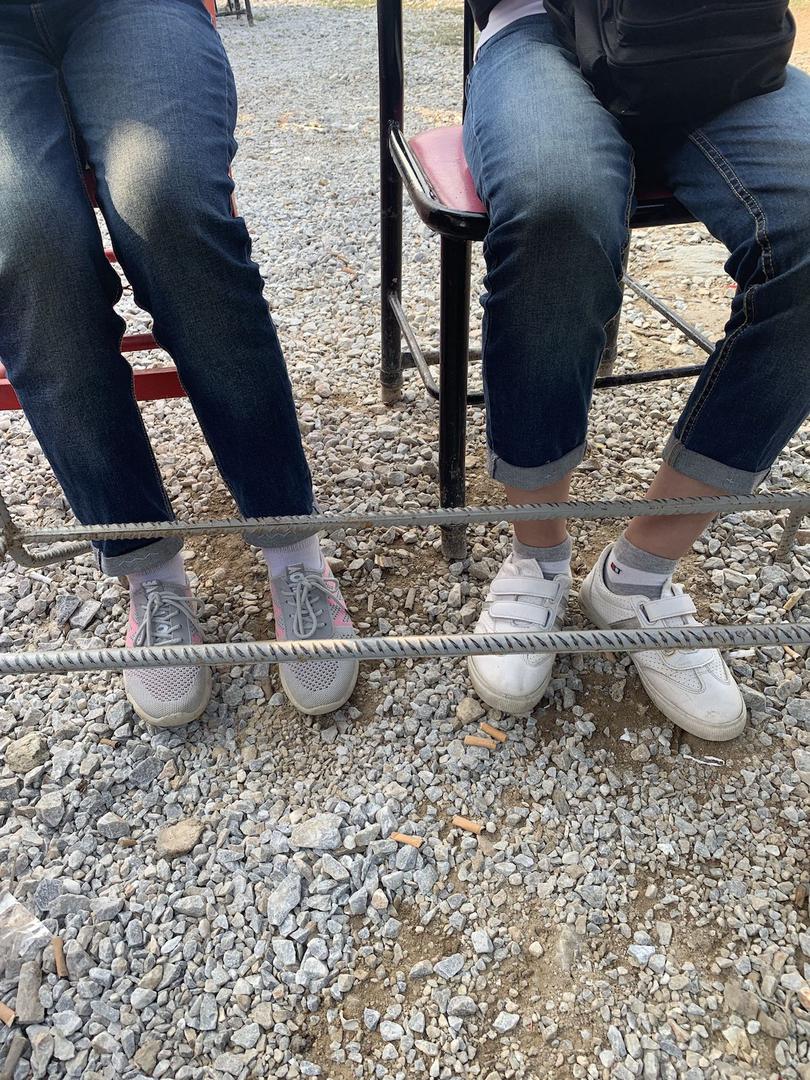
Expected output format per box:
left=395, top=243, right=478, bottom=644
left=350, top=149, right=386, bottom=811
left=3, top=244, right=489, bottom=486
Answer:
left=784, top=588, right=804, bottom=613
left=784, top=644, right=800, bottom=661
left=99, top=738, right=117, bottom=748
left=53, top=937, right=68, bottom=979
left=0, top=1033, right=27, bottom=1080
left=118, top=837, right=137, bottom=848
left=480, top=722, right=507, bottom=743
left=390, top=832, right=424, bottom=849
left=464, top=735, right=497, bottom=750
left=452, top=815, right=483, bottom=835
left=0, top=1001, right=15, bottom=1027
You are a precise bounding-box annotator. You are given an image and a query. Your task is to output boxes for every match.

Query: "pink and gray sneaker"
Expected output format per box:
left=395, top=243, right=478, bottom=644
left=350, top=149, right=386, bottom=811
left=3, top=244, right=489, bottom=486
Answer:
left=124, top=580, right=211, bottom=728
left=270, top=561, right=358, bottom=715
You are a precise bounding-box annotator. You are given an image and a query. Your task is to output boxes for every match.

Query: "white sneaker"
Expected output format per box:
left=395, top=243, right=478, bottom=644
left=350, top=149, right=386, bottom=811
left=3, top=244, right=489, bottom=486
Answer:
left=579, top=545, right=746, bottom=742
left=468, top=554, right=570, bottom=716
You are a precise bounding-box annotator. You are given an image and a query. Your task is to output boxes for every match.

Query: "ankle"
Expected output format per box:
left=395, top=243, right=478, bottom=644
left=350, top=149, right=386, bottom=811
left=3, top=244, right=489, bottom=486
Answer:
left=604, top=533, right=677, bottom=599
left=263, top=534, right=322, bottom=578
left=512, top=534, right=572, bottom=578
left=127, top=551, right=187, bottom=592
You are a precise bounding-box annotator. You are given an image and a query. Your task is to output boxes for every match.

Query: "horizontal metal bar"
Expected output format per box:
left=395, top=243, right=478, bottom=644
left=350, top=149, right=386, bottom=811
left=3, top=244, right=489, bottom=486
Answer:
left=594, top=363, right=706, bottom=388
left=1, top=623, right=807, bottom=675
left=402, top=346, right=704, bottom=392
left=12, top=493, right=809, bottom=545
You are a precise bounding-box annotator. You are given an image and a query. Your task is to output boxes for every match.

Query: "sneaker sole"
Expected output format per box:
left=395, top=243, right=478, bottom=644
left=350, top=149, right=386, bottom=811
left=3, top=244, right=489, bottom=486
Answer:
left=280, top=662, right=359, bottom=717
left=126, top=668, right=212, bottom=729
left=468, top=656, right=552, bottom=717
left=577, top=584, right=746, bottom=743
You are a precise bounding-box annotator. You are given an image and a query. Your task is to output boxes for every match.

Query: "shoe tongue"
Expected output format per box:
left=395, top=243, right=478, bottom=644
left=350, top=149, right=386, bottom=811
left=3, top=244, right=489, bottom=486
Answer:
left=139, top=581, right=189, bottom=645
left=143, top=579, right=184, bottom=598
left=508, top=555, right=548, bottom=580
left=492, top=557, right=557, bottom=629
left=653, top=579, right=692, bottom=627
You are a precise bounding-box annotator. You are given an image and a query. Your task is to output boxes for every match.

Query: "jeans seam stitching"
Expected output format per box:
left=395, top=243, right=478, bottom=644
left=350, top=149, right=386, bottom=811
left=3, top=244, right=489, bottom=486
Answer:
left=677, top=129, right=774, bottom=446
left=30, top=3, right=60, bottom=63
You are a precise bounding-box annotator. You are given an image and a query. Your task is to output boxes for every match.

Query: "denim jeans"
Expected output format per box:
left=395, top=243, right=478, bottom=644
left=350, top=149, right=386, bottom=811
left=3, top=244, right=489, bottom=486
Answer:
left=463, top=15, right=810, bottom=494
left=0, top=0, right=316, bottom=576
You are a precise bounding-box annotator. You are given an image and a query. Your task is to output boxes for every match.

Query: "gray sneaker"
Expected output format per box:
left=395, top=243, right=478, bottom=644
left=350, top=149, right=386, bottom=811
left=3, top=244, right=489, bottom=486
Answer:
left=270, top=561, right=358, bottom=715
left=124, top=580, right=211, bottom=728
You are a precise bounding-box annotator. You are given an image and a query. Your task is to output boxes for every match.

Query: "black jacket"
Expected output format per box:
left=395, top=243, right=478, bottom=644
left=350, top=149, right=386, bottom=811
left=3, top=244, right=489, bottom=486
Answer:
left=468, top=0, right=501, bottom=30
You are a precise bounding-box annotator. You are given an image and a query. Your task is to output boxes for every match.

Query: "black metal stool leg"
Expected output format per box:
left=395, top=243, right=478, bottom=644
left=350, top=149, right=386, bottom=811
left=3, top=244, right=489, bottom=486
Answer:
left=599, top=242, right=630, bottom=378
left=378, top=0, right=404, bottom=404
left=439, top=236, right=471, bottom=560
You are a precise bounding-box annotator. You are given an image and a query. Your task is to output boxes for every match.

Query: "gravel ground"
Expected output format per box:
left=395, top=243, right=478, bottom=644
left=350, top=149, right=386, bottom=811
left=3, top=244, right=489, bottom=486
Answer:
left=1, top=2, right=809, bottom=1078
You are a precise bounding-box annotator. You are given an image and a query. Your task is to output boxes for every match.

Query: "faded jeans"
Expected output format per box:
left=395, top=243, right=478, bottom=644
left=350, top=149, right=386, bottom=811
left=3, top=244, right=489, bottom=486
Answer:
left=463, top=15, right=810, bottom=493
left=0, top=0, right=316, bottom=575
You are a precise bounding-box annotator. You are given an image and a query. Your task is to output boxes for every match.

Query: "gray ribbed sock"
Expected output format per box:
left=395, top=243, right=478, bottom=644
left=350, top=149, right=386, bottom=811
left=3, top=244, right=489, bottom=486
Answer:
left=512, top=535, right=572, bottom=578
left=605, top=532, right=677, bottom=599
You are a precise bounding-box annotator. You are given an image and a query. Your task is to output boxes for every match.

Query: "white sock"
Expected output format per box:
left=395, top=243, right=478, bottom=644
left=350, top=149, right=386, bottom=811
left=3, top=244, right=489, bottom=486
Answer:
left=262, top=534, right=322, bottom=578
left=127, top=551, right=188, bottom=592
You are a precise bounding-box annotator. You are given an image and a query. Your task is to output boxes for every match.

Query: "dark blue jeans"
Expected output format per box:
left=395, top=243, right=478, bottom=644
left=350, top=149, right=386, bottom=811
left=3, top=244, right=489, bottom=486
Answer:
left=464, top=16, right=810, bottom=494
left=0, top=0, right=316, bottom=575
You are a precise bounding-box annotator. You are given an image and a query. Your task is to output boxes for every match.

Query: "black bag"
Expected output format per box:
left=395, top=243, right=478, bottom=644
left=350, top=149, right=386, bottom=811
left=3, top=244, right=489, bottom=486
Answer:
left=544, top=0, right=796, bottom=127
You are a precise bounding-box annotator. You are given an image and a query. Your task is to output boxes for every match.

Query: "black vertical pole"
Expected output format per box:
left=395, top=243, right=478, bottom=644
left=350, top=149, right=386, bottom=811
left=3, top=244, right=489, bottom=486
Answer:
left=439, top=236, right=471, bottom=560
left=462, top=2, right=475, bottom=117
left=377, top=0, right=404, bottom=403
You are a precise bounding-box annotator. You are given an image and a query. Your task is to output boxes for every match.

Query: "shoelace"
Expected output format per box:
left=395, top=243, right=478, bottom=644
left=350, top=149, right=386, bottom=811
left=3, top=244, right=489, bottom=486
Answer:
left=285, top=568, right=346, bottom=640
left=132, top=584, right=200, bottom=647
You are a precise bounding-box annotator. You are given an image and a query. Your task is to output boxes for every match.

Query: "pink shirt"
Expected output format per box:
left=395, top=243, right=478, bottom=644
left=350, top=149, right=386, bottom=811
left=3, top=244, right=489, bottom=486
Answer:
left=477, top=0, right=547, bottom=54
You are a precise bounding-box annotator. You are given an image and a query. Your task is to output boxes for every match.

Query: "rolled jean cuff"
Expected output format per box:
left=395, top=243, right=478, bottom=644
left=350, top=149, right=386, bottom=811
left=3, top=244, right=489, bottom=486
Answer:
left=663, top=434, right=769, bottom=495
left=487, top=441, right=586, bottom=490
left=95, top=536, right=184, bottom=578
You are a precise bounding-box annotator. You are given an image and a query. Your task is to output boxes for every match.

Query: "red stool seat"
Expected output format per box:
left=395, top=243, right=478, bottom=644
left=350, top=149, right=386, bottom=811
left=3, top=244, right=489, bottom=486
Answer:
left=408, top=124, right=680, bottom=217
left=409, top=127, right=484, bottom=215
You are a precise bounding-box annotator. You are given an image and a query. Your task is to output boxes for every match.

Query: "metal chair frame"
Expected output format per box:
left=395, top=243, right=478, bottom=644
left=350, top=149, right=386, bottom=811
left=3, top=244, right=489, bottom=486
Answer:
left=216, top=0, right=254, bottom=27
left=377, top=0, right=741, bottom=558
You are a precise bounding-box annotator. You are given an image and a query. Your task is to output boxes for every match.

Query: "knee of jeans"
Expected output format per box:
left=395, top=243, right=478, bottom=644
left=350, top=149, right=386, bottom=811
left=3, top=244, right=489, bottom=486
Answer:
left=493, top=168, right=623, bottom=255
left=0, top=197, right=94, bottom=287
left=106, top=125, right=227, bottom=248
left=782, top=225, right=810, bottom=294
left=750, top=215, right=810, bottom=306
left=106, top=123, right=222, bottom=241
